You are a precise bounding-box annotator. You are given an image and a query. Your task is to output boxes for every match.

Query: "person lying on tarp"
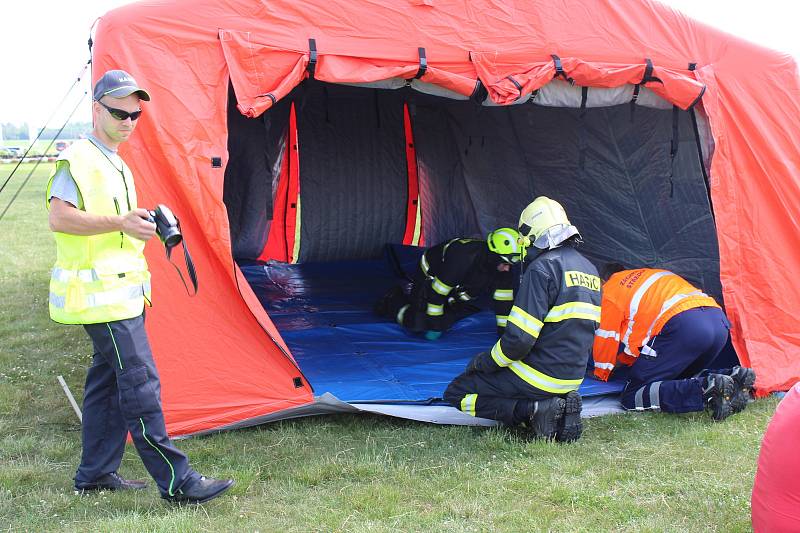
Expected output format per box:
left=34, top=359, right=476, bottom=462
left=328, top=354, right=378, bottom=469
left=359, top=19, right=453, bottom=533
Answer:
left=443, top=197, right=601, bottom=442
left=374, top=228, right=521, bottom=340
left=591, top=263, right=756, bottom=421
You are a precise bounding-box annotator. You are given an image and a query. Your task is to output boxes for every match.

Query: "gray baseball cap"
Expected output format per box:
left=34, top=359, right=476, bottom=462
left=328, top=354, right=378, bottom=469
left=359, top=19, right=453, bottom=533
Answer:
left=93, top=69, right=151, bottom=101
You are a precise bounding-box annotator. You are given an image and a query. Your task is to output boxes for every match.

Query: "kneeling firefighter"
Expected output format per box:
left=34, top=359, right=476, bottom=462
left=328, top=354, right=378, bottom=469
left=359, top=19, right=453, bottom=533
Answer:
left=444, top=197, right=601, bottom=442
left=375, top=228, right=521, bottom=340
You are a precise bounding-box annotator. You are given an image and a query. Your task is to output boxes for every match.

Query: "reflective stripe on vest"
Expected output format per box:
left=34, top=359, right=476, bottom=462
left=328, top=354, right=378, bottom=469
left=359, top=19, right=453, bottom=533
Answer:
left=621, top=271, right=675, bottom=355
left=496, top=315, right=508, bottom=327
left=638, top=290, right=705, bottom=357
left=51, top=267, right=99, bottom=283
left=595, top=328, right=620, bottom=341
left=49, top=281, right=150, bottom=309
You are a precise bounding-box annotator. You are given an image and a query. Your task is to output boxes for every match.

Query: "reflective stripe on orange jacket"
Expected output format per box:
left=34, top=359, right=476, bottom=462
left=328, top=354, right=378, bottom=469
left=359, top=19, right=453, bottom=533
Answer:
left=592, top=269, right=720, bottom=381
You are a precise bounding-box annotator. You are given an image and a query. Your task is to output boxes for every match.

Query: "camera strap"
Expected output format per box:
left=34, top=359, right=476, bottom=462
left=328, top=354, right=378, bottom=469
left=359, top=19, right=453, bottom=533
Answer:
left=166, top=238, right=198, bottom=296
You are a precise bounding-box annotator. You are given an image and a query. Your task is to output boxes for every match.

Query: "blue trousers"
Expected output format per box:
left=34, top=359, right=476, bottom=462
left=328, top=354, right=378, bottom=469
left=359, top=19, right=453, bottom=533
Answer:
left=75, top=314, right=199, bottom=496
left=621, top=306, right=730, bottom=413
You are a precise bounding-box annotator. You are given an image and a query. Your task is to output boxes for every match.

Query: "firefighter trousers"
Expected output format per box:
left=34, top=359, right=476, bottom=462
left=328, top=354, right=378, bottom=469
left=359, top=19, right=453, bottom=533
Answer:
left=443, top=368, right=557, bottom=425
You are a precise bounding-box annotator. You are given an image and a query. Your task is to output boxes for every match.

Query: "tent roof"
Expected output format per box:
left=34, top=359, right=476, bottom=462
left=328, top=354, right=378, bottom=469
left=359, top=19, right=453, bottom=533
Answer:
left=92, top=0, right=800, bottom=435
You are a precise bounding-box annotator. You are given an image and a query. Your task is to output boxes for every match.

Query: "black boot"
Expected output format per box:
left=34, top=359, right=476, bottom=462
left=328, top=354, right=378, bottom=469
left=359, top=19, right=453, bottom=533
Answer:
left=556, top=391, right=583, bottom=443
left=703, top=374, right=735, bottom=421
left=728, top=366, right=756, bottom=414
left=527, top=397, right=566, bottom=440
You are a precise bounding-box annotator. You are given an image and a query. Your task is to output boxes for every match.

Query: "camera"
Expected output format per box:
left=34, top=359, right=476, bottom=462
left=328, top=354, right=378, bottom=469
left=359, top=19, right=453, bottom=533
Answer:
left=148, top=204, right=182, bottom=249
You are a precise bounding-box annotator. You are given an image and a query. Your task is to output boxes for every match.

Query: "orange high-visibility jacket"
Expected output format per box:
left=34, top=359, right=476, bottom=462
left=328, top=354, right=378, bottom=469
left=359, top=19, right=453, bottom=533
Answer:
left=592, top=269, right=720, bottom=381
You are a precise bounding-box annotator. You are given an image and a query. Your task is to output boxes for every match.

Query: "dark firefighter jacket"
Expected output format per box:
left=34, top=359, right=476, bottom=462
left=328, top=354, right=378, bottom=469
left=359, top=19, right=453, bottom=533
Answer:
left=418, top=238, right=514, bottom=333
left=484, top=245, right=601, bottom=394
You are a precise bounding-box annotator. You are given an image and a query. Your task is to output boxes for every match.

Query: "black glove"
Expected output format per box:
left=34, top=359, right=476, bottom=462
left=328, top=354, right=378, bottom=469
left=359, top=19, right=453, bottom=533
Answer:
left=465, top=351, right=500, bottom=375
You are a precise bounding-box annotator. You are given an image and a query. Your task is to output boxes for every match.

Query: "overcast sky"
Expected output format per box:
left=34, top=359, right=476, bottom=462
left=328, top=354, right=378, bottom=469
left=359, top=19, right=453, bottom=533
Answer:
left=1, top=0, right=798, bottom=130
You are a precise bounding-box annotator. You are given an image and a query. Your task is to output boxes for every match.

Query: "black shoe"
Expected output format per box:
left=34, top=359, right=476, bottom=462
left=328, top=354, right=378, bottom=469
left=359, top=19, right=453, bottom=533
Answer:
left=728, top=366, right=756, bottom=414
left=556, top=391, right=583, bottom=443
left=75, top=472, right=148, bottom=493
left=527, top=397, right=566, bottom=440
left=164, top=476, right=235, bottom=504
left=703, top=374, right=735, bottom=421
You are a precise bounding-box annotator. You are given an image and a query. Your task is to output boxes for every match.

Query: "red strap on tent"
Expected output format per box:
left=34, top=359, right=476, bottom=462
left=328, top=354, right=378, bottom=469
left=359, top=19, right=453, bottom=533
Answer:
left=402, top=103, right=423, bottom=246
left=259, top=102, right=301, bottom=262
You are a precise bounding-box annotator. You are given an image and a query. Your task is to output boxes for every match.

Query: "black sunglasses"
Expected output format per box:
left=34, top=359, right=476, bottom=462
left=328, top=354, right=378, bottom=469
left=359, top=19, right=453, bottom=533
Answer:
left=98, top=100, right=142, bottom=121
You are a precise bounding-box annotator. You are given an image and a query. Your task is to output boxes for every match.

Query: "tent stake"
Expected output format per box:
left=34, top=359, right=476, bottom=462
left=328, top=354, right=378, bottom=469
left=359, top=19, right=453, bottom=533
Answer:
left=57, top=375, right=83, bottom=423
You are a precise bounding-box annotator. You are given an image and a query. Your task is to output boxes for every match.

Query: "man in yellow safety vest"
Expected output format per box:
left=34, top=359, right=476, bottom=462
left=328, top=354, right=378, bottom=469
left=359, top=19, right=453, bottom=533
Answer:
left=47, top=69, right=233, bottom=504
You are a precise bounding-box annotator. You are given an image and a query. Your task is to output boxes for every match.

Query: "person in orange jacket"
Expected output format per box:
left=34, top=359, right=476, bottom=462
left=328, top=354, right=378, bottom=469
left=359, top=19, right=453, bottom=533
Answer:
left=592, top=263, right=755, bottom=420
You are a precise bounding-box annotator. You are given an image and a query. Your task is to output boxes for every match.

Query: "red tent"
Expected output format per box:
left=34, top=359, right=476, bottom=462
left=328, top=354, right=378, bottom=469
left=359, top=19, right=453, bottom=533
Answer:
left=91, top=0, right=800, bottom=436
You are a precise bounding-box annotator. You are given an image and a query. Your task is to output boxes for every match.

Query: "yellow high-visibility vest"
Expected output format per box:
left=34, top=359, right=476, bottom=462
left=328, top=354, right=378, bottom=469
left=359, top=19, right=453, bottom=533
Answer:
left=46, top=139, right=151, bottom=324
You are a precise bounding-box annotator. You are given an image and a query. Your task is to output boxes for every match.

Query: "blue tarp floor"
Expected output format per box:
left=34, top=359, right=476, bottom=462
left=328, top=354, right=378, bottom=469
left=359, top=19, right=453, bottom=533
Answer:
left=240, top=250, right=625, bottom=407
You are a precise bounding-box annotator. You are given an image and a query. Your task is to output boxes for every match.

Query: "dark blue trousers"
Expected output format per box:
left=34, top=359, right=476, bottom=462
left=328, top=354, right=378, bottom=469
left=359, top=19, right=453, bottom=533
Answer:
left=75, top=314, right=199, bottom=496
left=621, top=306, right=730, bottom=413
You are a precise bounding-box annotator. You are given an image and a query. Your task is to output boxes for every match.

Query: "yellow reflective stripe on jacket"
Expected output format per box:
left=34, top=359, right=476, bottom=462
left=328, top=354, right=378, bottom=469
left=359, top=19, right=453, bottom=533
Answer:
left=493, top=289, right=514, bottom=301
left=507, top=305, right=543, bottom=338
left=508, top=361, right=583, bottom=394
left=456, top=291, right=472, bottom=301
left=460, top=394, right=477, bottom=416
left=544, top=301, right=601, bottom=323
left=396, top=304, right=409, bottom=325
left=431, top=277, right=453, bottom=296
left=426, top=303, right=444, bottom=316
left=496, top=315, right=508, bottom=327
left=491, top=341, right=514, bottom=367
left=420, top=253, right=431, bottom=277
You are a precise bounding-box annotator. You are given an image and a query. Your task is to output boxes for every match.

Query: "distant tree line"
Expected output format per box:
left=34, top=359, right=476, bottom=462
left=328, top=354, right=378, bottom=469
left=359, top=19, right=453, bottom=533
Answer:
left=2, top=122, right=92, bottom=140
left=1, top=123, right=29, bottom=140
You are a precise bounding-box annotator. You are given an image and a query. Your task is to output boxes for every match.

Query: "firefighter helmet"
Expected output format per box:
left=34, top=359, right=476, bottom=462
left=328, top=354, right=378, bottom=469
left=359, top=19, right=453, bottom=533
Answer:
left=518, top=196, right=580, bottom=251
left=487, top=227, right=521, bottom=263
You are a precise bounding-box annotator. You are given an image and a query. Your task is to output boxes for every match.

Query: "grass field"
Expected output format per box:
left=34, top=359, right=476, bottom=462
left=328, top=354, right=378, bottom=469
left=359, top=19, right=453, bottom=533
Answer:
left=0, top=163, right=775, bottom=532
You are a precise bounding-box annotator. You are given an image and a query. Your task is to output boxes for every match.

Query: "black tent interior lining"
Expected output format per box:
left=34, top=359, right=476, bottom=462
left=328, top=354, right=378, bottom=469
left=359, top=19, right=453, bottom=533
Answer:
left=224, top=79, right=721, bottom=301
